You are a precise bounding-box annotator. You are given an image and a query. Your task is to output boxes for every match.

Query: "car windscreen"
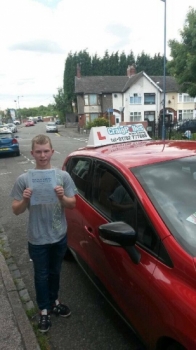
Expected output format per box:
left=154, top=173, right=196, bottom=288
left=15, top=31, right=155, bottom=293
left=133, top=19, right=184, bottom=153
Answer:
left=132, top=156, right=196, bottom=256
left=0, top=133, right=12, bottom=139
left=47, top=123, right=55, bottom=126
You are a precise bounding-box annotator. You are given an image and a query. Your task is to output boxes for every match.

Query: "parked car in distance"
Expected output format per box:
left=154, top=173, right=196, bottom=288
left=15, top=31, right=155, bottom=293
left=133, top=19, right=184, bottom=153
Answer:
left=37, top=116, right=43, bottom=122
left=46, top=122, right=58, bottom=133
left=13, top=120, right=20, bottom=125
left=62, top=124, right=196, bottom=350
left=0, top=125, right=12, bottom=133
left=5, top=123, right=17, bottom=133
left=175, top=119, right=196, bottom=133
left=25, top=121, right=34, bottom=127
left=0, top=130, right=20, bottom=156
left=55, top=120, right=61, bottom=125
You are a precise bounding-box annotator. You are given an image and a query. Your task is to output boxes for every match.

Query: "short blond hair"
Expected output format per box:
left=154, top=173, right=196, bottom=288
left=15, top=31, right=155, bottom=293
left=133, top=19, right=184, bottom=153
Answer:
left=31, top=134, right=53, bottom=150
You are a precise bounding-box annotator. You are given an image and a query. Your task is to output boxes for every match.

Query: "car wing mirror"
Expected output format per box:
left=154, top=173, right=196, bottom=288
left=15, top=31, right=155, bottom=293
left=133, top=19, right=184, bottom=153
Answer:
left=99, top=222, right=141, bottom=264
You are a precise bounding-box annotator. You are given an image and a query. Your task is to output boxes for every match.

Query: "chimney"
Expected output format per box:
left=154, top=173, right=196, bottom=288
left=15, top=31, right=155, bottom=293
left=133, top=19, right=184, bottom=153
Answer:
left=127, top=65, right=136, bottom=78
left=76, top=64, right=81, bottom=78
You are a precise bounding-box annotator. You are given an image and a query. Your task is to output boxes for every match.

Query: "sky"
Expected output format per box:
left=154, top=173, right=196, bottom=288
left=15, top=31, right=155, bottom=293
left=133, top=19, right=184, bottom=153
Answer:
left=0, top=0, right=195, bottom=111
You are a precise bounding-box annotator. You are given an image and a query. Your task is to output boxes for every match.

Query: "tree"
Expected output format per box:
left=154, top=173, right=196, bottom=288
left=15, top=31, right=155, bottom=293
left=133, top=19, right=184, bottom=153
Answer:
left=168, top=7, right=196, bottom=97
left=53, top=88, right=68, bottom=121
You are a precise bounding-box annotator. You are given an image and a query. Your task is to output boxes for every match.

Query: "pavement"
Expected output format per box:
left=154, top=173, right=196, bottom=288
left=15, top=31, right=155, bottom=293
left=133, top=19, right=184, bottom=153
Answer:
left=0, top=125, right=86, bottom=350
left=0, top=223, right=40, bottom=350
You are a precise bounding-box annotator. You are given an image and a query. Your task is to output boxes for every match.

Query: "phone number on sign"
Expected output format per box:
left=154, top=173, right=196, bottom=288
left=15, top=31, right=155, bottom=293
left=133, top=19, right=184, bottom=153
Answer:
left=111, top=133, right=147, bottom=142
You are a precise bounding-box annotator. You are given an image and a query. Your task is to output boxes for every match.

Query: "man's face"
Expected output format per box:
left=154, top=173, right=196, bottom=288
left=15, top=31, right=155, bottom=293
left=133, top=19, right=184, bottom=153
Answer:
left=31, top=142, right=54, bottom=169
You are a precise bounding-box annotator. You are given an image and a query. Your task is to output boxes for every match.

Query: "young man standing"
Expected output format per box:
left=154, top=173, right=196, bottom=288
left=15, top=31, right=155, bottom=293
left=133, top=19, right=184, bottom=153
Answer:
left=11, top=134, right=77, bottom=333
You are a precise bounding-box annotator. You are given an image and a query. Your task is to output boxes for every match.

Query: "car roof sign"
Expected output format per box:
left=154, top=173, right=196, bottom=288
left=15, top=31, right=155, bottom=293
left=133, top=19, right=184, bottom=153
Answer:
left=87, top=124, right=151, bottom=148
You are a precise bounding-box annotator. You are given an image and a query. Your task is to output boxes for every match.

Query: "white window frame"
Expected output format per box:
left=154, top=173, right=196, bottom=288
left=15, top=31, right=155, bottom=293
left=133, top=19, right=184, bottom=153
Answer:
left=178, top=93, right=195, bottom=103
left=178, top=109, right=193, bottom=120
left=130, top=112, right=142, bottom=122
left=130, top=93, right=142, bottom=104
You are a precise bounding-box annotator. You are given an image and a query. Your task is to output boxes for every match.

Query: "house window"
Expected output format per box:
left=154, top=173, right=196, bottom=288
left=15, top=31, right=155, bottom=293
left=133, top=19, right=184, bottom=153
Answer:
left=144, top=111, right=155, bottom=121
left=144, top=93, right=155, bottom=105
left=130, top=93, right=141, bottom=104
left=178, top=110, right=182, bottom=121
left=184, top=95, right=195, bottom=102
left=183, top=110, right=193, bottom=119
left=85, top=114, right=99, bottom=125
left=90, top=113, right=99, bottom=122
left=178, top=110, right=193, bottom=120
left=179, top=94, right=183, bottom=102
left=178, top=93, right=195, bottom=103
left=130, top=112, right=142, bottom=122
left=84, top=94, right=98, bottom=106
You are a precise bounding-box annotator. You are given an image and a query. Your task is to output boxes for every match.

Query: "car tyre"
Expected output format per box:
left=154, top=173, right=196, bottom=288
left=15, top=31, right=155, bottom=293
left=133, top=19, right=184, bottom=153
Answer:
left=15, top=150, right=20, bottom=156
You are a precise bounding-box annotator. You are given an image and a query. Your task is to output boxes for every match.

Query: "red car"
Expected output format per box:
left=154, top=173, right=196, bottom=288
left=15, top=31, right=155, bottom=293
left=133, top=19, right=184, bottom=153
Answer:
left=25, top=120, right=34, bottom=127
left=63, top=124, right=196, bottom=350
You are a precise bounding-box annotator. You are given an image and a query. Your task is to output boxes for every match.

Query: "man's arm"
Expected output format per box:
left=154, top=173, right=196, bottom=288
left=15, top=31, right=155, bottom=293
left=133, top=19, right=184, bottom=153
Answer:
left=12, top=188, right=32, bottom=215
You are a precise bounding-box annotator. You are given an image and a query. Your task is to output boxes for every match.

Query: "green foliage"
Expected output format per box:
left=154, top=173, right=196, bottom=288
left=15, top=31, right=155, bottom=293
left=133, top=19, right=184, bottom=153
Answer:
left=168, top=7, right=196, bottom=97
left=53, top=88, right=68, bottom=121
left=19, top=104, right=57, bottom=121
left=86, top=117, right=109, bottom=129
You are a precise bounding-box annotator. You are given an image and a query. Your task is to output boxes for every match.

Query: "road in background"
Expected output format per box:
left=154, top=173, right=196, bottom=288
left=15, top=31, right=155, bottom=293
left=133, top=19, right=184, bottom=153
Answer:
left=0, top=123, right=144, bottom=350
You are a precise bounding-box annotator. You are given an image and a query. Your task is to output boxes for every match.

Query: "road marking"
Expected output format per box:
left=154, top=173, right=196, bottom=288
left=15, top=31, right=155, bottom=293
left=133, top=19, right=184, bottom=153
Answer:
left=23, top=155, right=35, bottom=165
left=73, top=138, right=88, bottom=142
left=18, top=161, right=29, bottom=164
left=0, top=172, right=12, bottom=176
left=55, top=151, right=60, bottom=154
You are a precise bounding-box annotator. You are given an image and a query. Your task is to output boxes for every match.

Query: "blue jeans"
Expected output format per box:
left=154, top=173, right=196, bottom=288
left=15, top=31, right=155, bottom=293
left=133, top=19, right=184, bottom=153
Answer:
left=28, top=235, right=67, bottom=311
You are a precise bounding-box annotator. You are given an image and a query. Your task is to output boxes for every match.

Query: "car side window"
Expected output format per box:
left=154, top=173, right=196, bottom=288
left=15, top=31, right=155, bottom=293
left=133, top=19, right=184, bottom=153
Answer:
left=136, top=203, right=173, bottom=265
left=136, top=204, right=160, bottom=254
left=66, top=157, right=91, bottom=197
left=91, top=163, right=135, bottom=226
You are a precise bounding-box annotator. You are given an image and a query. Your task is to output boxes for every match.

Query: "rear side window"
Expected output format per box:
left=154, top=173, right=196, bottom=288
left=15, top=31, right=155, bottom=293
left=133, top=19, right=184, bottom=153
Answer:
left=67, top=157, right=91, bottom=197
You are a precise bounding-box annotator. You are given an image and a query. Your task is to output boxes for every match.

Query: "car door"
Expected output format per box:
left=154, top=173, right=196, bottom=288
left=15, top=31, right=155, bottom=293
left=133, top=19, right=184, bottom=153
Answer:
left=83, top=161, right=164, bottom=344
left=64, top=156, right=93, bottom=270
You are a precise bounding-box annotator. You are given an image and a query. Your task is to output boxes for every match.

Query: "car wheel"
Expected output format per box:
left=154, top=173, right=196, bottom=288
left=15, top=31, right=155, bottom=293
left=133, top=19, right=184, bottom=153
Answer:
left=15, top=150, right=20, bottom=156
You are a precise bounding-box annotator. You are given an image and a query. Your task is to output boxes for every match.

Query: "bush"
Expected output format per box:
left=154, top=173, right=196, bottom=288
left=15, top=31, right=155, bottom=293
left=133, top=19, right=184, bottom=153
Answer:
left=86, top=117, right=109, bottom=129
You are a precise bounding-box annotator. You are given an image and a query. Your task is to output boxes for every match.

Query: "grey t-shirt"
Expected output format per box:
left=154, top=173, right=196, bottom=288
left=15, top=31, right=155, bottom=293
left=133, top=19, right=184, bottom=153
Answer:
left=10, top=168, right=77, bottom=245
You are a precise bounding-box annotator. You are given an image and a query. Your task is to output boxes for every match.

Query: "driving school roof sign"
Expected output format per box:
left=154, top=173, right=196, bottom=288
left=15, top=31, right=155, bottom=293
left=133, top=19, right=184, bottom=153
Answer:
left=87, top=123, right=151, bottom=148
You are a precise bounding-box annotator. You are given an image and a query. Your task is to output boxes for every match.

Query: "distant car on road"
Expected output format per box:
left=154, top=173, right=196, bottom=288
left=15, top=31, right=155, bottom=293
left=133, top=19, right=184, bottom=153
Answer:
left=55, top=120, right=61, bottom=125
left=46, top=122, right=58, bottom=133
left=0, top=125, right=12, bottom=133
left=5, top=123, right=17, bottom=133
left=25, top=121, right=34, bottom=127
left=37, top=116, right=43, bottom=122
left=13, top=120, right=20, bottom=125
left=0, top=130, right=20, bottom=156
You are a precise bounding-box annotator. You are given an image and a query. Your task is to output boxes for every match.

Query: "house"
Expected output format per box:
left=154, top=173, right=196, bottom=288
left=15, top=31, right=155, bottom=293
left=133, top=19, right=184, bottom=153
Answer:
left=75, top=64, right=196, bottom=129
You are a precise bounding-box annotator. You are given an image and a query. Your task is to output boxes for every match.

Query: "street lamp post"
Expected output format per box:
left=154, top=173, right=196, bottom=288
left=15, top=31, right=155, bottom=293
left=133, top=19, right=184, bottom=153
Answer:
left=17, top=95, right=23, bottom=123
left=161, top=0, right=166, bottom=140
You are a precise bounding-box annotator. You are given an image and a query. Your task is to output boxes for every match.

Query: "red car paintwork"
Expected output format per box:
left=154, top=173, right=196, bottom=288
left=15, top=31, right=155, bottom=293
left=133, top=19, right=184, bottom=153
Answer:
left=25, top=121, right=34, bottom=127
left=63, top=139, right=196, bottom=350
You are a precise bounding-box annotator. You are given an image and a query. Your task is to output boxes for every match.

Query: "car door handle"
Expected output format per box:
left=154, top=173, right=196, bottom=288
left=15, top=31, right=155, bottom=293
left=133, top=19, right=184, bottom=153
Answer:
left=84, top=225, right=95, bottom=238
